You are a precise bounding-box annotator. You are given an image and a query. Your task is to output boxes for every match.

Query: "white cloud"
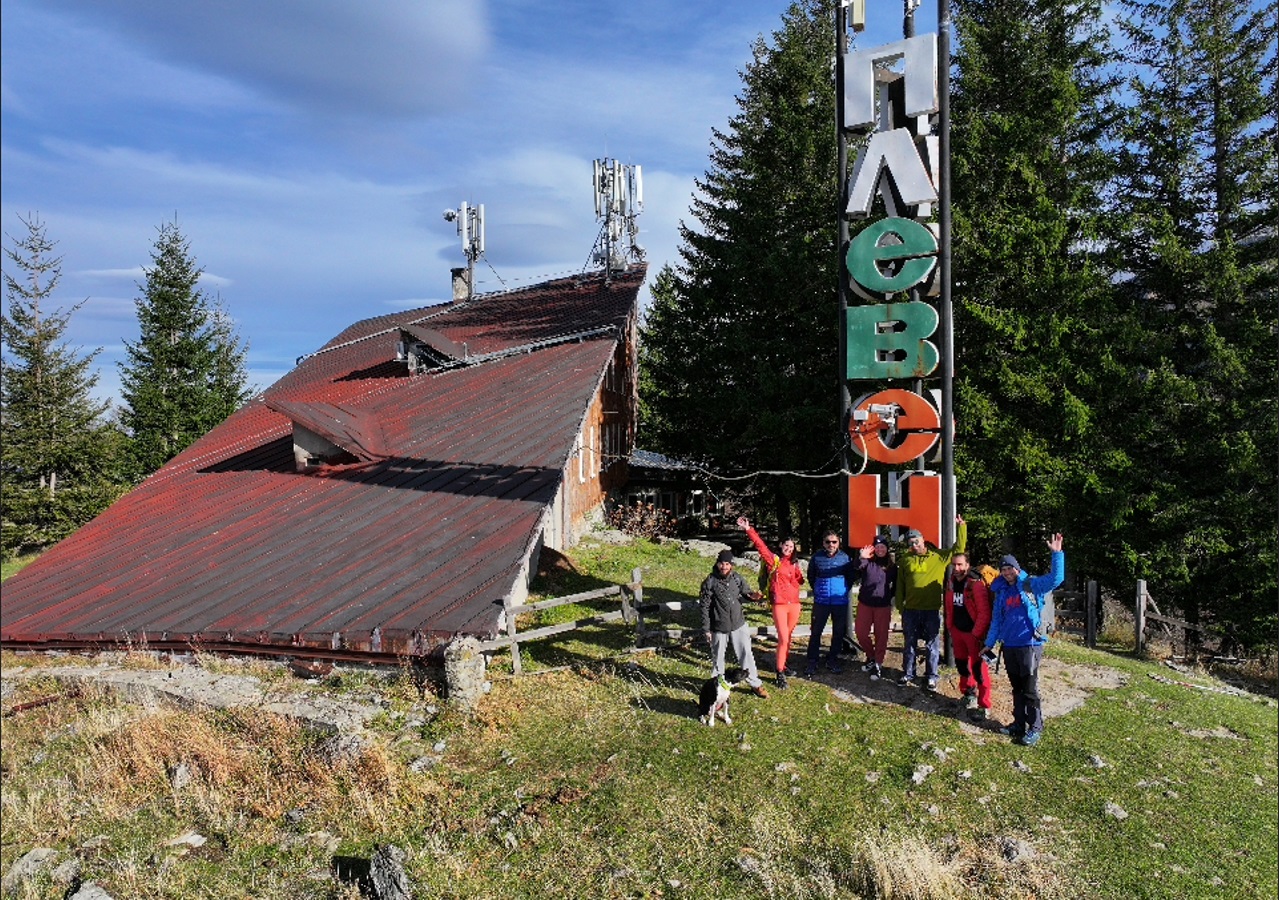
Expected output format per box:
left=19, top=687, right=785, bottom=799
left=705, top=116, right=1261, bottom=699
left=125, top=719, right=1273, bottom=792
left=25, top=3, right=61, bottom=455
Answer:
left=32, top=0, right=493, bottom=119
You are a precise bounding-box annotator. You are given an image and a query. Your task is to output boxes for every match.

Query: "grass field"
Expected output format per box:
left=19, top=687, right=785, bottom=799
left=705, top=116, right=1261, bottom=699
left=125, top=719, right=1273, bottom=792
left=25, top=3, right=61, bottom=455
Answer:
left=1, top=534, right=1275, bottom=899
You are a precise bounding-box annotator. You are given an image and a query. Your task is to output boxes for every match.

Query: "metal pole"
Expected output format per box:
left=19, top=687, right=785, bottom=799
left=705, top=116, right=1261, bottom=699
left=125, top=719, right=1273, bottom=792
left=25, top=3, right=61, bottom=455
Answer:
left=937, top=0, right=956, bottom=546
left=837, top=1, right=851, bottom=540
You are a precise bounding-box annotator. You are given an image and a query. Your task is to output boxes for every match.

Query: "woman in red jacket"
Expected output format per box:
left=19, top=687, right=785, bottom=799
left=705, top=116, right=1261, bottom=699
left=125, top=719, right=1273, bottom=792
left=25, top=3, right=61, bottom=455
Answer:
left=738, top=516, right=805, bottom=689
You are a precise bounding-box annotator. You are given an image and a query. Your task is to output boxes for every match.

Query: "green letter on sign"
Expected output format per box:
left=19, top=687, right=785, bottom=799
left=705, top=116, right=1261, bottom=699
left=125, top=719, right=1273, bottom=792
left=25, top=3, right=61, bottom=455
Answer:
left=846, top=217, right=938, bottom=296
left=844, top=301, right=939, bottom=379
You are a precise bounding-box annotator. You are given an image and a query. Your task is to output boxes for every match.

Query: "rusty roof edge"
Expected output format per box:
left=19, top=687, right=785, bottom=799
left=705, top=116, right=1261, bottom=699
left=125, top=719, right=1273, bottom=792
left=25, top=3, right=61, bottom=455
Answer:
left=559, top=340, right=619, bottom=476
left=427, top=325, right=618, bottom=373
left=291, top=268, right=637, bottom=366
left=493, top=517, right=549, bottom=637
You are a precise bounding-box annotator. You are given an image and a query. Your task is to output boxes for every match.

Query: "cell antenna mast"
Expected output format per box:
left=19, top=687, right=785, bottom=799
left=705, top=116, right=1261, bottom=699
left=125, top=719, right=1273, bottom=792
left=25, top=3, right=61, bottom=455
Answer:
left=589, top=158, right=644, bottom=282
left=443, top=201, right=485, bottom=302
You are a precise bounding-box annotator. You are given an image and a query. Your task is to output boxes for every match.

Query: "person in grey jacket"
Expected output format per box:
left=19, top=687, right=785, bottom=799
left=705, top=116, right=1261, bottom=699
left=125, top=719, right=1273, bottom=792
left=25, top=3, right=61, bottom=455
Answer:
left=700, top=549, right=769, bottom=698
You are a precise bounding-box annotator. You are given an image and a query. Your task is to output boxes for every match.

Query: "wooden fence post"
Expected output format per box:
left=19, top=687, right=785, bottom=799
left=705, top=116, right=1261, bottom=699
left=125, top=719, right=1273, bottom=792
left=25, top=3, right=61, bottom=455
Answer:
left=1085, top=580, right=1098, bottom=649
left=1135, top=580, right=1146, bottom=656
left=631, top=567, right=645, bottom=647
left=505, top=597, right=522, bottom=676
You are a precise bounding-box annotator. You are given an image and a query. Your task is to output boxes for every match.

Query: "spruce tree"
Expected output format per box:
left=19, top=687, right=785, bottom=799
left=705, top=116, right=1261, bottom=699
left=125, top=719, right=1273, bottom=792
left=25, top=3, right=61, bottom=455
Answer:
left=119, top=220, right=249, bottom=477
left=1110, top=0, right=1278, bottom=641
left=638, top=0, right=841, bottom=538
left=949, top=0, right=1122, bottom=581
left=1, top=214, right=128, bottom=556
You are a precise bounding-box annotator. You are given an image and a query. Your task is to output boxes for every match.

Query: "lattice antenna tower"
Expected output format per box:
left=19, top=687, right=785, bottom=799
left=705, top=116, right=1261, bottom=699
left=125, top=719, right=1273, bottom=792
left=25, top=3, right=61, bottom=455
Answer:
left=590, top=159, right=644, bottom=282
left=442, top=201, right=485, bottom=302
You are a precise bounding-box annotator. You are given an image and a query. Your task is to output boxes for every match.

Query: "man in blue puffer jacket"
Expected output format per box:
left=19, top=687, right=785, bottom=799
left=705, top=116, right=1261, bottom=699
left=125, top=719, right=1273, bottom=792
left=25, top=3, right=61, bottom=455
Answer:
left=984, top=533, right=1065, bottom=747
left=804, top=530, right=858, bottom=676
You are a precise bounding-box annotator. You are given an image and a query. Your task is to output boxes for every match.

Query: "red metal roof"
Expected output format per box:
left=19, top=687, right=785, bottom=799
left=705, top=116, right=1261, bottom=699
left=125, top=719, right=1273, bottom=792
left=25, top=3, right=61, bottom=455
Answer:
left=1, top=268, right=645, bottom=660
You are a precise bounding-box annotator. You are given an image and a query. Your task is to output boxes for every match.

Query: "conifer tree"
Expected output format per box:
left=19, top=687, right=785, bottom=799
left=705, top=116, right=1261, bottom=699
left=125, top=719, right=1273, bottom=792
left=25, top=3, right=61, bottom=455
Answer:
left=1109, top=0, right=1277, bottom=640
left=1, top=214, right=128, bottom=556
left=639, top=0, right=841, bottom=537
left=948, top=0, right=1121, bottom=580
left=119, top=220, right=250, bottom=477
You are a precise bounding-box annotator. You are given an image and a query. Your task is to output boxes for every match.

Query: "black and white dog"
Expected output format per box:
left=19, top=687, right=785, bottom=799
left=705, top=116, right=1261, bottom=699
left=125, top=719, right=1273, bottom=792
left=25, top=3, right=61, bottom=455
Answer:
left=697, top=668, right=745, bottom=727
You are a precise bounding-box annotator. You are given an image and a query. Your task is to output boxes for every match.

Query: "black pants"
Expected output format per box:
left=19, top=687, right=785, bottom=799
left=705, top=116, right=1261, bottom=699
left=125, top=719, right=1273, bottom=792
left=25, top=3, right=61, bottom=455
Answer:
left=807, top=601, right=849, bottom=665
left=1002, top=644, right=1044, bottom=734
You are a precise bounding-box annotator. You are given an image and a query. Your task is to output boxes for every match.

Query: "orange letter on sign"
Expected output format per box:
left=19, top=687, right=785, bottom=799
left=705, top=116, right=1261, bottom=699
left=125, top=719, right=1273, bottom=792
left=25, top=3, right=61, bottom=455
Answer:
left=849, top=388, right=940, bottom=464
left=846, top=472, right=942, bottom=547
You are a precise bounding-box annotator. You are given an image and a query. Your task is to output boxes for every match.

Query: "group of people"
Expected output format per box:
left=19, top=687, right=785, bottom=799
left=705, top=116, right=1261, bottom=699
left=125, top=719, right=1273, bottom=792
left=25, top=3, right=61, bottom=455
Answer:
left=699, top=515, right=1065, bottom=747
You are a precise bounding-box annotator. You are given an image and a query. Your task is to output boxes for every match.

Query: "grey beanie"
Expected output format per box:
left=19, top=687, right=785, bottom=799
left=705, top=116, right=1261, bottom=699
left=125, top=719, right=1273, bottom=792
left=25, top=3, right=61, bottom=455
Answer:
left=1000, top=554, right=1020, bottom=569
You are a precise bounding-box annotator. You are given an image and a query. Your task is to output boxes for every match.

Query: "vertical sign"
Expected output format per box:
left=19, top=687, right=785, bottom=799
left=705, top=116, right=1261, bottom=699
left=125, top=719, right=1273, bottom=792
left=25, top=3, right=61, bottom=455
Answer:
left=840, top=22, right=950, bottom=548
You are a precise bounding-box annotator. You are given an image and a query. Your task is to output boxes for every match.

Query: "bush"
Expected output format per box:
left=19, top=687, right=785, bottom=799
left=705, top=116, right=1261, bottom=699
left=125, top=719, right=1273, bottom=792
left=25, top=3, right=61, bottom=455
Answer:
left=604, top=501, right=678, bottom=539
left=0, top=481, right=129, bottom=559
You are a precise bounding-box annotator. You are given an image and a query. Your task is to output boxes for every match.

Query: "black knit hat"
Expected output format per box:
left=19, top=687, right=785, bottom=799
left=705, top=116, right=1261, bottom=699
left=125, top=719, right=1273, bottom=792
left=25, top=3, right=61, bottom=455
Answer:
left=716, top=549, right=734, bottom=564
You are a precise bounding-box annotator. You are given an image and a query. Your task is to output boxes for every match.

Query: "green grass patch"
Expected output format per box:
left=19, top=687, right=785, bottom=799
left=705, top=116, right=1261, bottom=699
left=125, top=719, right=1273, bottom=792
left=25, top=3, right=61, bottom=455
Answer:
left=1, top=534, right=1275, bottom=899
left=1, top=552, right=40, bottom=581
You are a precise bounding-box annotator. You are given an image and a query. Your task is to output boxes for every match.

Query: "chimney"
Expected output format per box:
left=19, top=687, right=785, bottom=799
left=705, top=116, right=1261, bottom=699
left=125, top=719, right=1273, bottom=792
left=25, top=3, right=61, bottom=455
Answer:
left=451, top=267, right=471, bottom=303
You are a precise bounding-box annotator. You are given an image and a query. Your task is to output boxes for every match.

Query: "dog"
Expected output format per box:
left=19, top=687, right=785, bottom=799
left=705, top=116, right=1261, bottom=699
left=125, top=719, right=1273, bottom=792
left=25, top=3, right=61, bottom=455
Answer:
left=697, top=668, right=745, bottom=726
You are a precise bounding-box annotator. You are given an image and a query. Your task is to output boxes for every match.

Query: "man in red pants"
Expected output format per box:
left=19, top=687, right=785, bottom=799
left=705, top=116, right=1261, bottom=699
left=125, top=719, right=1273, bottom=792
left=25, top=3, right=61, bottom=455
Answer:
left=944, top=553, right=993, bottom=721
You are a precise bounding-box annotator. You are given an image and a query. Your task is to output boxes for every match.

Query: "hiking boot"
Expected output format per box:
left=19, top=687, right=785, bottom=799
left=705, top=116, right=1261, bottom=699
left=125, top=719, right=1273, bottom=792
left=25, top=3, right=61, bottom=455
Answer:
left=868, top=664, right=881, bottom=681
left=826, top=659, right=843, bottom=674
left=752, top=685, right=770, bottom=699
left=968, top=707, right=989, bottom=721
left=776, top=673, right=788, bottom=690
left=897, top=674, right=912, bottom=686
left=782, top=667, right=797, bottom=677
left=999, top=723, right=1024, bottom=738
left=964, top=693, right=979, bottom=711
left=1019, top=729, right=1042, bottom=747
left=925, top=678, right=938, bottom=691
left=803, top=664, right=818, bottom=678
left=861, top=661, right=877, bottom=673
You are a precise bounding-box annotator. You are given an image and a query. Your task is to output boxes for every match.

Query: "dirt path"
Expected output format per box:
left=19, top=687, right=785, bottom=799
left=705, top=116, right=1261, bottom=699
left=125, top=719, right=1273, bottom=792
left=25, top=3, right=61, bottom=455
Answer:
left=806, top=652, right=1129, bottom=738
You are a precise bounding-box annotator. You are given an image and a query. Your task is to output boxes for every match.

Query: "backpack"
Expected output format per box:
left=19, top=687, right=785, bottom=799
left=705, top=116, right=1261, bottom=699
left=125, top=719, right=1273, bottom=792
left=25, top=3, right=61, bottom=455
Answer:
left=975, top=564, right=998, bottom=586
left=758, top=556, right=781, bottom=596
left=1036, top=591, right=1056, bottom=639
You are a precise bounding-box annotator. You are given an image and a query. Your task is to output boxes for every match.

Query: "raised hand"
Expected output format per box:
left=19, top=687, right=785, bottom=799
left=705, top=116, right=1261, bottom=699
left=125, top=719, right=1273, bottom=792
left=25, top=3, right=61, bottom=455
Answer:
left=1047, top=532, right=1064, bottom=552
left=736, top=516, right=750, bottom=530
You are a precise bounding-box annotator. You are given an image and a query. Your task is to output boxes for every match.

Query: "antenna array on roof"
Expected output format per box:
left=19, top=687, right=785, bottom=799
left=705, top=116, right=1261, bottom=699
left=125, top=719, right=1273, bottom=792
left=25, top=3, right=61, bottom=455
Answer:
left=443, top=201, right=486, bottom=302
left=590, top=158, right=644, bottom=281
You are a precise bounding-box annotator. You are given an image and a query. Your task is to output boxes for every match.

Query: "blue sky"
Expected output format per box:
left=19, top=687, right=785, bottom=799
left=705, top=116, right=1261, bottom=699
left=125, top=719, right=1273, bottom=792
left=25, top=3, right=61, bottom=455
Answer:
left=2, top=0, right=929, bottom=406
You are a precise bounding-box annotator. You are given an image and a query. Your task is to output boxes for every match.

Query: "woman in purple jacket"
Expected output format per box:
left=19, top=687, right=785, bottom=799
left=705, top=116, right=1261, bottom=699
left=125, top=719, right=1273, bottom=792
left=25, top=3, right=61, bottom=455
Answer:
left=854, top=534, right=897, bottom=681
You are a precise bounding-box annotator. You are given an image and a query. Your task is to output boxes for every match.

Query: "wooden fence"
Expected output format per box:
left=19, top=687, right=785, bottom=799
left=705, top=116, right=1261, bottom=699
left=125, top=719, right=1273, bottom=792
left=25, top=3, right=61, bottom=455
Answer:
left=1134, top=579, right=1222, bottom=657
left=1048, top=581, right=1099, bottom=649
left=478, top=568, right=642, bottom=675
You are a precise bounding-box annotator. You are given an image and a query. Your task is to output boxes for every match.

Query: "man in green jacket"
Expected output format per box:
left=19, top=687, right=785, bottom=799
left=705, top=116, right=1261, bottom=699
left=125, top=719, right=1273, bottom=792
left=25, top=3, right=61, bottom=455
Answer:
left=895, top=515, right=966, bottom=689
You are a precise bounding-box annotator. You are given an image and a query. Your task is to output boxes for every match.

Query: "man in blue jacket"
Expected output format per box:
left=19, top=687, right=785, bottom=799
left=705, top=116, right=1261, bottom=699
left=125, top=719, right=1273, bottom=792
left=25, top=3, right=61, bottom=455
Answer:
left=804, top=530, right=857, bottom=676
left=984, top=533, right=1065, bottom=746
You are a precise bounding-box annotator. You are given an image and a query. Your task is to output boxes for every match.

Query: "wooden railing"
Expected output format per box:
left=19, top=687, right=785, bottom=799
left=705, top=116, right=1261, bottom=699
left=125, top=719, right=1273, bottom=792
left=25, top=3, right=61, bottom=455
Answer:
left=1047, top=580, right=1099, bottom=648
left=479, top=568, right=642, bottom=675
left=1134, top=579, right=1220, bottom=657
